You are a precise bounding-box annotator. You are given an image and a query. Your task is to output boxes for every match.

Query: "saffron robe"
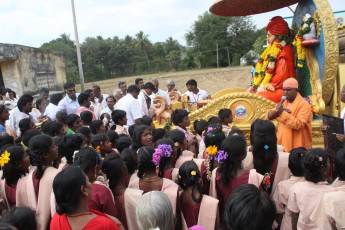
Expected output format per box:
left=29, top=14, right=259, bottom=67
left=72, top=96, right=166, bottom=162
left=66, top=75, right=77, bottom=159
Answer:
left=50, top=209, right=120, bottom=230
left=257, top=45, right=296, bottom=103
left=267, top=93, right=312, bottom=152
left=16, top=167, right=59, bottom=230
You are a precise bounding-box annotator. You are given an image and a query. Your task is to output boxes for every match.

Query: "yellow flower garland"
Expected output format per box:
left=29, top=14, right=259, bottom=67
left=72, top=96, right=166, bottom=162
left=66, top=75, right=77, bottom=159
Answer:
left=251, top=38, right=287, bottom=93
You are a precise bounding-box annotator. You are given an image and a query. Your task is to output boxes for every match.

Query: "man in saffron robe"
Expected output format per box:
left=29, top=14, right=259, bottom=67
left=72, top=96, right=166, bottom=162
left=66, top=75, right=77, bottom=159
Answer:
left=267, top=78, right=312, bottom=152
left=256, top=16, right=296, bottom=103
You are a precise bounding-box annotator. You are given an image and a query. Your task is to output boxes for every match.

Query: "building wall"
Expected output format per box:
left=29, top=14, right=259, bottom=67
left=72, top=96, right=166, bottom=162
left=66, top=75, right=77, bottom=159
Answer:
left=0, top=44, right=67, bottom=96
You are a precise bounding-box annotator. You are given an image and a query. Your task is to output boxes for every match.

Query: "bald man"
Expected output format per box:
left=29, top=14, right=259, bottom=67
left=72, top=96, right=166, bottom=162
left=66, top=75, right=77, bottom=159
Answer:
left=267, top=78, right=312, bottom=152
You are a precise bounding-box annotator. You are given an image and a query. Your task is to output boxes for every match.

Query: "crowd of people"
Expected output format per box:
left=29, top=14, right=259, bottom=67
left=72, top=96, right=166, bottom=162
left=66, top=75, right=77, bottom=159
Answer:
left=0, top=76, right=343, bottom=230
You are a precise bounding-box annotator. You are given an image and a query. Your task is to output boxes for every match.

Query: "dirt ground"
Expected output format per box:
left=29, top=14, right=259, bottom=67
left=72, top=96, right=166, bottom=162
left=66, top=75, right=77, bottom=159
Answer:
left=75, top=66, right=253, bottom=96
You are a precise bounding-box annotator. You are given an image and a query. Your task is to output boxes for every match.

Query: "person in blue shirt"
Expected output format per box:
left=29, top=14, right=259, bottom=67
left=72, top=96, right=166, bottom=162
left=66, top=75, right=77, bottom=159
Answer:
left=251, top=64, right=256, bottom=77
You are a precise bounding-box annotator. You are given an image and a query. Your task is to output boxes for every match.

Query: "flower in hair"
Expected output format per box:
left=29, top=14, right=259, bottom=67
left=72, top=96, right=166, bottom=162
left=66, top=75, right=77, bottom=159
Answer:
left=152, top=144, right=173, bottom=166
left=191, top=171, right=196, bottom=176
left=264, top=145, right=269, bottom=150
left=100, top=141, right=103, bottom=146
left=0, top=151, right=10, bottom=167
left=178, top=175, right=181, bottom=179
left=207, top=127, right=214, bottom=132
left=206, top=145, right=218, bottom=156
left=96, top=146, right=101, bottom=152
left=216, top=150, right=228, bottom=164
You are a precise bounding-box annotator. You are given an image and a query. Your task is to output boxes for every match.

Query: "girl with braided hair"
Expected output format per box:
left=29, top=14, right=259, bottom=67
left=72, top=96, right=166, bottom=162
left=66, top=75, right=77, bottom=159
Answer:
left=177, top=160, right=218, bottom=229
left=209, top=134, right=264, bottom=226
left=287, top=148, right=331, bottom=230
left=0, top=145, right=30, bottom=208
left=73, top=147, right=117, bottom=218
left=91, top=134, right=112, bottom=157
left=16, top=134, right=59, bottom=230
left=200, top=125, right=225, bottom=195
left=154, top=138, right=179, bottom=181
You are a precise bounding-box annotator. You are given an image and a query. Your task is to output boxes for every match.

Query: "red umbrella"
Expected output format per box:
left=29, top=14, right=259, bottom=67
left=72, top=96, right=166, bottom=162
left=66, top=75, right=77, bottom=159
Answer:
left=209, top=0, right=299, bottom=16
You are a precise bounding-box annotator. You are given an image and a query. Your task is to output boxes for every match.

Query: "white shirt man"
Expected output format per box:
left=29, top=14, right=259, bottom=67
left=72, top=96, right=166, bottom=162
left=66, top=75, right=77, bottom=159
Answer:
left=114, top=93, right=142, bottom=126
left=7, top=107, right=38, bottom=136
left=44, top=103, right=60, bottom=121
left=183, top=88, right=209, bottom=105
left=95, top=94, right=109, bottom=108
left=58, top=93, right=80, bottom=115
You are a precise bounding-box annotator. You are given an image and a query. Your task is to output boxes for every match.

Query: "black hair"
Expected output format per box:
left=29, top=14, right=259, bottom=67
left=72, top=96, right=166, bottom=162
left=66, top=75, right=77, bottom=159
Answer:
left=39, top=87, right=49, bottom=94
left=166, top=129, right=185, bottom=160
left=193, top=119, right=208, bottom=136
left=50, top=93, right=63, bottom=105
left=140, top=117, right=153, bottom=126
left=303, top=148, right=328, bottom=183
left=84, top=89, right=93, bottom=96
left=208, top=116, right=222, bottom=125
left=135, top=78, right=143, bottom=85
left=176, top=161, right=203, bottom=203
left=102, top=154, right=125, bottom=189
left=2, top=206, right=37, bottom=230
left=106, top=130, right=119, bottom=145
left=155, top=138, right=175, bottom=178
left=66, top=114, right=80, bottom=129
left=0, top=104, right=7, bottom=114
left=132, top=125, right=150, bottom=151
left=121, top=148, right=137, bottom=174
left=77, top=93, right=89, bottom=105
left=171, top=109, right=189, bottom=126
left=224, top=184, right=276, bottom=230
left=0, top=222, right=15, bottom=229
left=228, top=129, right=245, bottom=138
left=219, top=135, right=247, bottom=185
left=63, top=82, right=75, bottom=90
left=152, top=128, right=166, bottom=143
left=127, top=85, right=140, bottom=93
left=17, top=94, right=34, bottom=112
left=111, top=110, right=126, bottom=124
left=1, top=145, right=27, bottom=187
left=252, top=120, right=277, bottom=176
left=80, top=110, right=93, bottom=126
left=53, top=166, right=86, bottom=215
left=186, top=79, right=197, bottom=87
left=118, top=81, right=126, bottom=88
left=91, top=134, right=108, bottom=156
left=19, top=118, right=32, bottom=135
left=336, top=148, right=345, bottom=181
left=0, top=137, right=14, bottom=152
left=43, top=121, right=63, bottom=137
left=28, top=134, right=53, bottom=180
left=73, top=147, right=101, bottom=175
left=59, top=134, right=84, bottom=164
left=142, top=82, right=155, bottom=90
left=218, top=108, right=232, bottom=122
left=35, top=98, right=43, bottom=109
left=250, top=119, right=261, bottom=146
left=92, top=84, right=100, bottom=90
left=137, top=146, right=156, bottom=179
left=106, top=95, right=116, bottom=103
left=21, top=130, right=41, bottom=147
left=128, top=124, right=137, bottom=138
left=289, top=147, right=306, bottom=177
left=90, top=120, right=103, bottom=134
left=116, top=137, right=132, bottom=153
left=56, top=111, right=68, bottom=124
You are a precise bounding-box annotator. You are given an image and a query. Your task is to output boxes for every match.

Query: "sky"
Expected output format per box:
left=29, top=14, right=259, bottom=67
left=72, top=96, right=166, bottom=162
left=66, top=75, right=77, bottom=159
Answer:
left=0, top=0, right=343, bottom=48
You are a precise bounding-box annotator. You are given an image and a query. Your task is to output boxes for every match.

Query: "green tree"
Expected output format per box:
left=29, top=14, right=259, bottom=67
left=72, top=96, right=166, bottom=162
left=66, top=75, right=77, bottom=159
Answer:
left=135, top=31, right=151, bottom=64
left=252, top=27, right=267, bottom=55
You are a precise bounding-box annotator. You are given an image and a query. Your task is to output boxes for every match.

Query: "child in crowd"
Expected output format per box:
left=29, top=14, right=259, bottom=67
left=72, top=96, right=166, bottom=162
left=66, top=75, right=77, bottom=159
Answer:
left=209, top=134, right=263, bottom=224
left=177, top=160, right=218, bottom=229
left=90, top=120, right=106, bottom=135
left=75, top=126, right=92, bottom=147
left=116, top=136, right=132, bottom=153
left=172, top=109, right=198, bottom=155
left=140, top=117, right=155, bottom=131
left=287, top=148, right=331, bottom=230
left=121, top=148, right=138, bottom=186
left=154, top=138, right=178, bottom=181
left=218, top=108, right=237, bottom=137
left=224, top=184, right=276, bottom=230
left=102, top=154, right=129, bottom=229
left=1, top=206, right=37, bottom=230
left=152, top=128, right=166, bottom=144
left=208, top=116, right=222, bottom=126
left=0, top=145, right=30, bottom=208
left=55, top=134, right=84, bottom=169
left=106, top=130, right=119, bottom=153
left=21, top=129, right=41, bottom=150
left=91, top=134, right=112, bottom=157
left=193, top=119, right=208, bottom=157
left=74, top=147, right=118, bottom=218
left=66, top=114, right=82, bottom=135
left=80, top=110, right=93, bottom=127
left=111, top=110, right=129, bottom=136
left=18, top=118, right=36, bottom=136
left=272, top=147, right=306, bottom=229
left=56, top=111, right=69, bottom=134
left=17, top=134, right=59, bottom=230
left=132, top=125, right=153, bottom=151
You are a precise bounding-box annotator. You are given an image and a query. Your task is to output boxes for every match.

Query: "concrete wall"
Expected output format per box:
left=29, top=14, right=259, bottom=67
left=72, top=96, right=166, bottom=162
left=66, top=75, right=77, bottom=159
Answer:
left=0, top=43, right=67, bottom=96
